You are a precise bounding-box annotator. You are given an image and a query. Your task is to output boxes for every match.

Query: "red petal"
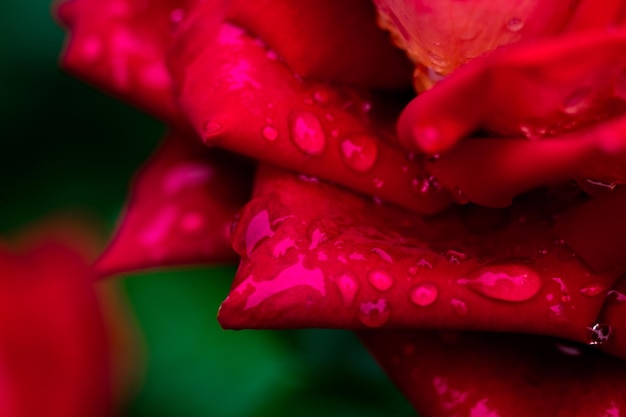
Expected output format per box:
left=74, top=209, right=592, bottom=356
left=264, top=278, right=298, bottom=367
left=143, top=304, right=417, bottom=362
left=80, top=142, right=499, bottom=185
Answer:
left=0, top=229, right=111, bottom=417
left=225, top=0, right=412, bottom=89
left=95, top=131, right=253, bottom=277
left=423, top=114, right=626, bottom=207
left=398, top=29, right=626, bottom=154
left=56, top=0, right=193, bottom=122
left=218, top=165, right=622, bottom=352
left=360, top=330, right=626, bottom=417
left=170, top=6, right=449, bottom=214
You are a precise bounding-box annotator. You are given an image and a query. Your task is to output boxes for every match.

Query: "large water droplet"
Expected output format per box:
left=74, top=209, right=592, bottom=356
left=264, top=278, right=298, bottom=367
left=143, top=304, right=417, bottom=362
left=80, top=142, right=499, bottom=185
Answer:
left=410, top=282, right=439, bottom=306
left=336, top=274, right=358, bottom=305
left=586, top=323, right=613, bottom=345
left=562, top=88, right=592, bottom=115
left=505, top=17, right=524, bottom=32
left=358, top=299, right=390, bottom=327
left=245, top=210, right=274, bottom=257
left=261, top=125, right=278, bottom=141
left=340, top=135, right=378, bottom=173
left=368, top=270, right=394, bottom=291
left=580, top=283, right=606, bottom=297
left=459, top=263, right=542, bottom=302
left=289, top=111, right=326, bottom=155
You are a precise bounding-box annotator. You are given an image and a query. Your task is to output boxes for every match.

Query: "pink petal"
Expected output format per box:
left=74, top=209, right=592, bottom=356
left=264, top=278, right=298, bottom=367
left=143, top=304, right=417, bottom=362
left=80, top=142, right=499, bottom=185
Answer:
left=95, top=131, right=253, bottom=277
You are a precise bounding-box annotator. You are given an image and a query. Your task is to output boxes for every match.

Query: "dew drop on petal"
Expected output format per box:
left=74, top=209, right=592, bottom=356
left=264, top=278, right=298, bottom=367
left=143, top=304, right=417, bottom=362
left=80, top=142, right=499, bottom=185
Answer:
left=336, top=274, right=358, bottom=305
left=562, top=88, right=592, bottom=115
left=358, top=299, right=391, bottom=327
left=368, top=270, right=394, bottom=291
left=505, top=17, right=524, bottom=32
left=548, top=304, right=567, bottom=323
left=459, top=263, right=542, bottom=302
left=450, top=298, right=468, bottom=316
left=261, top=125, right=278, bottom=141
left=340, top=135, right=378, bottom=173
left=409, top=282, right=439, bottom=306
left=586, top=323, right=613, bottom=345
left=245, top=210, right=274, bottom=257
left=289, top=111, right=326, bottom=155
left=580, top=283, right=606, bottom=297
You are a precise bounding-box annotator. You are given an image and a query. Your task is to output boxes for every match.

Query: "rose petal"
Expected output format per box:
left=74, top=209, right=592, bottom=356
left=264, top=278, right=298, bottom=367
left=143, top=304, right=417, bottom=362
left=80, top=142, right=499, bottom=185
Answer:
left=218, top=165, right=622, bottom=352
left=0, top=231, right=111, bottom=417
left=170, top=6, right=449, bottom=214
left=423, top=114, right=626, bottom=207
left=56, top=0, right=193, bottom=122
left=398, top=29, right=626, bottom=154
left=225, top=0, right=412, bottom=89
left=360, top=330, right=626, bottom=417
left=95, top=131, right=253, bottom=277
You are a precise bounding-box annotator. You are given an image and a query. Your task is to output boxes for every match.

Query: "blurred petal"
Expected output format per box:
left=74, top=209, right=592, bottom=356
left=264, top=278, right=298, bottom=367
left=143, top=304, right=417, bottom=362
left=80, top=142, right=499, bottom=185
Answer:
left=95, top=131, right=253, bottom=277
left=56, top=0, right=196, bottom=122
left=360, top=330, right=626, bottom=417
left=0, top=229, right=111, bottom=417
left=226, top=0, right=412, bottom=89
left=398, top=29, right=626, bottom=154
left=219, top=165, right=623, bottom=353
left=170, top=5, right=449, bottom=214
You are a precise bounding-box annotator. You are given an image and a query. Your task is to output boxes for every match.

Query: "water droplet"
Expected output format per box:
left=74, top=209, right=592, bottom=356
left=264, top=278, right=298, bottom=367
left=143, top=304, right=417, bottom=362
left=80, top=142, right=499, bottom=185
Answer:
left=505, top=17, right=524, bottom=32
left=562, top=88, right=592, bottom=115
left=586, top=323, right=613, bottom=345
left=458, top=263, right=542, bottom=302
left=552, top=277, right=571, bottom=302
left=289, top=111, right=326, bottom=155
left=336, top=274, right=358, bottom=305
left=202, top=120, right=225, bottom=143
left=313, top=89, right=329, bottom=104
left=368, top=270, right=394, bottom=291
left=548, top=304, right=567, bottom=323
left=358, top=299, right=391, bottom=327
left=427, top=51, right=448, bottom=71
left=519, top=124, right=547, bottom=140
left=261, top=125, right=278, bottom=141
left=451, top=187, right=470, bottom=204
left=580, top=283, right=606, bottom=297
left=245, top=210, right=274, bottom=256
left=371, top=248, right=393, bottom=263
left=170, top=8, right=184, bottom=24
left=410, top=282, right=439, bottom=306
left=340, top=135, right=378, bottom=173
left=606, top=290, right=626, bottom=304
left=411, top=176, right=441, bottom=194
left=373, top=178, right=385, bottom=188
left=450, top=298, right=468, bottom=316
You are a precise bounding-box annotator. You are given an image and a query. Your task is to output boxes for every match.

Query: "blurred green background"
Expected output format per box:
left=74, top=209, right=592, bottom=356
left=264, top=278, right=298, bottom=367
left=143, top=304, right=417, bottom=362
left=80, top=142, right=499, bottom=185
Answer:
left=0, top=1, right=414, bottom=416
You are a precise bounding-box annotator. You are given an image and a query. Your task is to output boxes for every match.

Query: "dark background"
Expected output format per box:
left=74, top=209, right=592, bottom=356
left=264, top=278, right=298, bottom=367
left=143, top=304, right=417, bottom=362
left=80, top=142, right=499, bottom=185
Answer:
left=0, top=1, right=414, bottom=415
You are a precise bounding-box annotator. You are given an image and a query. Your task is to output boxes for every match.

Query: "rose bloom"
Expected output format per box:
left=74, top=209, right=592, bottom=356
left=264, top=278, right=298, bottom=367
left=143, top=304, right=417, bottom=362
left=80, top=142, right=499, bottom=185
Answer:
left=57, top=0, right=626, bottom=416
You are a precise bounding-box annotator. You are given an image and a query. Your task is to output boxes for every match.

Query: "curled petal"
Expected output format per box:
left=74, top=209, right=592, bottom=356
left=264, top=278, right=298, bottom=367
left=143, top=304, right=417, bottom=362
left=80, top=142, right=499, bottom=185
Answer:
left=360, top=330, right=626, bottom=417
left=95, top=131, right=253, bottom=277
left=424, top=114, right=626, bottom=207
left=170, top=7, right=449, bottom=214
left=219, top=165, right=622, bottom=353
left=398, top=29, right=626, bottom=154
left=56, top=0, right=194, bottom=122
left=226, top=0, right=412, bottom=89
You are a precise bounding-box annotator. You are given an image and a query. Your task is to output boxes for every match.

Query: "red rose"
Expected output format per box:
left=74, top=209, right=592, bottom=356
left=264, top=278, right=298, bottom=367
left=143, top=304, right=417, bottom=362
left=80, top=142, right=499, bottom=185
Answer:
left=57, top=0, right=626, bottom=415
